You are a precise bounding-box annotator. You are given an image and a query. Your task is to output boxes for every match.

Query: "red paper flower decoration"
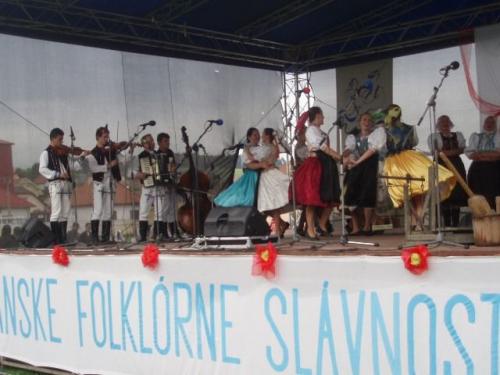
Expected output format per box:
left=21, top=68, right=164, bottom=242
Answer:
left=252, top=242, right=278, bottom=279
left=141, top=243, right=160, bottom=269
left=401, top=245, right=430, bottom=275
left=52, top=246, right=70, bottom=267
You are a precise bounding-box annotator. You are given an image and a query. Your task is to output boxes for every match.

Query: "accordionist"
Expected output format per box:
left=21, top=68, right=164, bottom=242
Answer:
left=133, top=133, right=161, bottom=242
left=156, top=132, right=179, bottom=240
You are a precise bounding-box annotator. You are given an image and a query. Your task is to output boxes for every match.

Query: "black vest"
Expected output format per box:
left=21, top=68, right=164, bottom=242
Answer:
left=91, top=146, right=121, bottom=182
left=46, top=146, right=72, bottom=182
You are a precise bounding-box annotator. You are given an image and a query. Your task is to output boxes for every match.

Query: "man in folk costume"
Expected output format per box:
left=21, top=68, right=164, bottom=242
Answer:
left=39, top=128, right=88, bottom=244
left=133, top=134, right=159, bottom=242
left=86, top=126, right=120, bottom=244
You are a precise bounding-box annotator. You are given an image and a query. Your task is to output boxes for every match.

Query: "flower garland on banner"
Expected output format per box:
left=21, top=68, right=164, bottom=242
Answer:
left=141, top=243, right=160, bottom=269
left=252, top=242, right=278, bottom=279
left=52, top=246, right=70, bottom=267
left=401, top=244, right=429, bottom=275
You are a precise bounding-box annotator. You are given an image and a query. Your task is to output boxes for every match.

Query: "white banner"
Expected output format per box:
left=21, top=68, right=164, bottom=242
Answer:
left=0, top=253, right=499, bottom=374
left=336, top=59, right=393, bottom=134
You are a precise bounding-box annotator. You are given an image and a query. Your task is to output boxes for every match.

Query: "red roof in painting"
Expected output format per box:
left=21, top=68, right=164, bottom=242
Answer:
left=0, top=186, right=32, bottom=208
left=73, top=179, right=140, bottom=207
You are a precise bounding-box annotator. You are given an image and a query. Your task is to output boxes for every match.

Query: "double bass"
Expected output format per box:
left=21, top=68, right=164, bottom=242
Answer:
left=177, top=126, right=212, bottom=235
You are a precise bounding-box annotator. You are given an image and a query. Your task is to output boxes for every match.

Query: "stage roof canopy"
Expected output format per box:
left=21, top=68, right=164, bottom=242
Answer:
left=1, top=0, right=500, bottom=71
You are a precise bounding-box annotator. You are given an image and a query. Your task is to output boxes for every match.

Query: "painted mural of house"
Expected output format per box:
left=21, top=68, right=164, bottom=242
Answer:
left=0, top=140, right=34, bottom=229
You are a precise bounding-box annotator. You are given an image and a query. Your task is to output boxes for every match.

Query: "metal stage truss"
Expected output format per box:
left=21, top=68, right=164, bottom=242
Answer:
left=0, top=1, right=499, bottom=71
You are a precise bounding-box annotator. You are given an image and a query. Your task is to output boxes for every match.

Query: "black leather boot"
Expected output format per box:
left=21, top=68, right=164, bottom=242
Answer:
left=90, top=220, right=99, bottom=245
left=139, top=221, right=149, bottom=242
left=60, top=221, right=68, bottom=244
left=50, top=221, right=61, bottom=245
left=101, top=221, right=113, bottom=243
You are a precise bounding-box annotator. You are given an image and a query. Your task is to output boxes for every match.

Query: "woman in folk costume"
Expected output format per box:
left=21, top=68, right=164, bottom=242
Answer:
left=427, top=115, right=468, bottom=227
left=383, top=104, right=456, bottom=230
left=343, top=112, right=386, bottom=235
left=214, top=127, right=272, bottom=207
left=292, top=106, right=341, bottom=239
left=465, top=115, right=500, bottom=208
left=257, top=128, right=291, bottom=237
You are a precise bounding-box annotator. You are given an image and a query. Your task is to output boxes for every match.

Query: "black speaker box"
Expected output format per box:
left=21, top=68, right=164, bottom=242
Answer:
left=19, top=218, right=54, bottom=248
left=204, top=207, right=270, bottom=237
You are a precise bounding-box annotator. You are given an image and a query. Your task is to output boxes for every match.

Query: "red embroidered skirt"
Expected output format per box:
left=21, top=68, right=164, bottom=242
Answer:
left=291, top=157, right=326, bottom=207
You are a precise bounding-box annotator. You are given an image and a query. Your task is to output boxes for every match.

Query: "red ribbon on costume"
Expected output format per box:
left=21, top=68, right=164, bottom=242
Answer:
left=141, top=243, right=160, bottom=269
left=295, top=111, right=309, bottom=135
left=252, top=242, right=278, bottom=279
left=52, top=246, right=70, bottom=267
left=401, top=245, right=430, bottom=275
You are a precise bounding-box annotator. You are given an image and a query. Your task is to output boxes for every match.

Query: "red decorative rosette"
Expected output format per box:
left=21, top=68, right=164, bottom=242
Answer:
left=141, top=243, right=160, bottom=269
left=252, top=242, right=278, bottom=279
left=52, top=246, right=70, bottom=267
left=401, top=245, right=430, bottom=275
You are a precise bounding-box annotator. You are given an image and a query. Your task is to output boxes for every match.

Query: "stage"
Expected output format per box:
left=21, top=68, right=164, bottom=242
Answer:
left=3, top=232, right=500, bottom=257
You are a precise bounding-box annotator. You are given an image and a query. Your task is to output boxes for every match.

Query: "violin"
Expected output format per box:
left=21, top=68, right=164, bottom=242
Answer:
left=105, top=140, right=142, bottom=152
left=52, top=144, right=88, bottom=157
left=177, top=126, right=212, bottom=235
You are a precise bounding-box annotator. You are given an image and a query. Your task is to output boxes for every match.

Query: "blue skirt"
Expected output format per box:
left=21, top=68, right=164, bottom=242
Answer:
left=214, top=170, right=259, bottom=207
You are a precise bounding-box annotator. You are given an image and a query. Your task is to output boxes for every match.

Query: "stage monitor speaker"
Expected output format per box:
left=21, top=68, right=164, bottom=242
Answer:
left=204, top=207, right=270, bottom=237
left=19, top=218, right=54, bottom=248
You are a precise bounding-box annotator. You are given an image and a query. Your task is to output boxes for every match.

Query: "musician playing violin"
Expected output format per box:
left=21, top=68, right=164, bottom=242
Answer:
left=133, top=134, right=159, bottom=242
left=85, top=126, right=121, bottom=244
left=39, top=127, right=89, bottom=244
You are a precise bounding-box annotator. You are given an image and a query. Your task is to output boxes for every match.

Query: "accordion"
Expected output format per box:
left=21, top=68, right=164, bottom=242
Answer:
left=139, top=155, right=158, bottom=188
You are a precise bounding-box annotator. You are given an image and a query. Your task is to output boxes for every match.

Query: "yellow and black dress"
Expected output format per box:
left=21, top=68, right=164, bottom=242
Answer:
left=383, top=122, right=456, bottom=208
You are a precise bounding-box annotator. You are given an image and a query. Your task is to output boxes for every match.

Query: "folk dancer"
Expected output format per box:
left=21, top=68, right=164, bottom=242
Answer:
left=257, top=128, right=290, bottom=237
left=214, top=128, right=272, bottom=207
left=427, top=115, right=468, bottom=227
left=39, top=128, right=88, bottom=244
left=383, top=104, right=455, bottom=230
left=343, top=112, right=386, bottom=235
left=465, top=115, right=500, bottom=208
left=292, top=106, right=342, bottom=239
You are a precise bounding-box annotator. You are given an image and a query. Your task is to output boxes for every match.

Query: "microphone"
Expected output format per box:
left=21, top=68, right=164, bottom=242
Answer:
left=139, top=120, right=156, bottom=128
left=439, top=61, right=460, bottom=73
left=70, top=126, right=75, bottom=141
left=207, top=119, right=224, bottom=126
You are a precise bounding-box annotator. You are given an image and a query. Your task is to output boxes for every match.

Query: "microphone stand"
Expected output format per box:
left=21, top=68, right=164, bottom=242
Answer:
left=413, top=67, right=467, bottom=249
left=190, top=121, right=216, bottom=236
left=69, top=127, right=79, bottom=233
left=332, top=119, right=378, bottom=247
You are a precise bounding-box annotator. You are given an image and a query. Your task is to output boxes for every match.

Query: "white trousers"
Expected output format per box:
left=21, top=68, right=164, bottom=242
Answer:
left=91, top=180, right=114, bottom=221
left=139, top=186, right=176, bottom=222
left=49, top=180, right=72, bottom=222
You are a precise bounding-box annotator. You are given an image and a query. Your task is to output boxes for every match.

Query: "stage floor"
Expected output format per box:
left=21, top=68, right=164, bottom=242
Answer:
left=2, top=233, right=500, bottom=257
